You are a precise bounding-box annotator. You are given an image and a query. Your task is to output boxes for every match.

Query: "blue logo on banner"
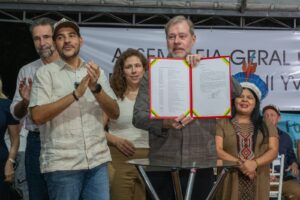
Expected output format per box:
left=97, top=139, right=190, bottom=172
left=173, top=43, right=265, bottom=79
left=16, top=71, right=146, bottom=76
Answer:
left=278, top=113, right=300, bottom=149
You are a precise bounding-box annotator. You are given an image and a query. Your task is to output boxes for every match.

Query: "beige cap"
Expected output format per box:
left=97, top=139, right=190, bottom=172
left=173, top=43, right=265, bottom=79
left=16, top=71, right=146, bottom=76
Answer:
left=53, top=18, right=80, bottom=39
left=262, top=104, right=281, bottom=116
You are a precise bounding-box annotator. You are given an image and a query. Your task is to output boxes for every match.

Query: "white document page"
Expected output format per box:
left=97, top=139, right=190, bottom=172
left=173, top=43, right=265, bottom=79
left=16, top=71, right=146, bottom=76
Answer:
left=192, top=58, right=231, bottom=117
left=150, top=59, right=190, bottom=118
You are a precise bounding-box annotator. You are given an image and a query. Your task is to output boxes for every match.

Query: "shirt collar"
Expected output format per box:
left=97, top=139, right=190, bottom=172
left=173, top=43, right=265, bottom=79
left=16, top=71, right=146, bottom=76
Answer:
left=57, top=58, right=87, bottom=71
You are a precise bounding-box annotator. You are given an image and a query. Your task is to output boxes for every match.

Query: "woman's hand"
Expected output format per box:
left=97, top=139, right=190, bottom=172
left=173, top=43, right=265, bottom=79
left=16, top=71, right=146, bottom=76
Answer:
left=239, top=159, right=257, bottom=178
left=247, top=171, right=257, bottom=180
left=113, top=136, right=136, bottom=157
left=4, top=160, right=14, bottom=183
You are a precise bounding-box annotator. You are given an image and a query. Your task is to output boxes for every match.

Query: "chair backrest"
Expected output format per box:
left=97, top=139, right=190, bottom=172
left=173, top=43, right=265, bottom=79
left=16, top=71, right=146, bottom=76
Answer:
left=269, top=154, right=285, bottom=200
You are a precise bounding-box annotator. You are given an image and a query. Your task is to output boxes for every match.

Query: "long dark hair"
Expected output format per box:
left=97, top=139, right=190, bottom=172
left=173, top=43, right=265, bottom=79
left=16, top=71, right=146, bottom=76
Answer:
left=231, top=88, right=269, bottom=147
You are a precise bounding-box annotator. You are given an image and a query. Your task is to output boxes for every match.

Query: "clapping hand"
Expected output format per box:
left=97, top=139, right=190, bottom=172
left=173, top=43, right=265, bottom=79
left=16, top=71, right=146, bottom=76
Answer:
left=74, top=75, right=90, bottom=98
left=86, top=61, right=100, bottom=91
left=19, top=77, right=32, bottom=105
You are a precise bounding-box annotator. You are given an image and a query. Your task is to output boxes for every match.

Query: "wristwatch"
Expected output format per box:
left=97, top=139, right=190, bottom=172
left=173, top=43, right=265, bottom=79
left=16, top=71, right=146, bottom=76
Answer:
left=92, top=83, right=102, bottom=94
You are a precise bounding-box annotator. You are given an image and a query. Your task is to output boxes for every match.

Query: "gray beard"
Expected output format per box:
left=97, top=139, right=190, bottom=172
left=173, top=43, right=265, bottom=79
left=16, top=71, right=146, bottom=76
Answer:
left=167, top=52, right=189, bottom=59
left=38, top=46, right=55, bottom=59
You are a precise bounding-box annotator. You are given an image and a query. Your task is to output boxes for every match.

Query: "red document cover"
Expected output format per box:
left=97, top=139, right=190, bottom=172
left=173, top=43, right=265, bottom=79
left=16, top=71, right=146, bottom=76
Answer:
left=149, top=56, right=232, bottom=119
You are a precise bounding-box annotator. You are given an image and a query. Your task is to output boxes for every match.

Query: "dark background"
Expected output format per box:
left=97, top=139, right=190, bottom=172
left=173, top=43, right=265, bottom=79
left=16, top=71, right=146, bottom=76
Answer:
left=0, top=22, right=38, bottom=99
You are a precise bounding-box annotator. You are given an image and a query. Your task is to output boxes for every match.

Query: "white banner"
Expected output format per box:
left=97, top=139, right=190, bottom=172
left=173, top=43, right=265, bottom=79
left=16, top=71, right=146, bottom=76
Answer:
left=80, top=27, right=300, bottom=111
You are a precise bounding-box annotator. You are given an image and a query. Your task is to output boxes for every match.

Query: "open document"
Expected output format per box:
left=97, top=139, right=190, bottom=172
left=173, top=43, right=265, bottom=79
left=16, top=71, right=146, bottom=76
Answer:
left=149, top=57, right=231, bottom=118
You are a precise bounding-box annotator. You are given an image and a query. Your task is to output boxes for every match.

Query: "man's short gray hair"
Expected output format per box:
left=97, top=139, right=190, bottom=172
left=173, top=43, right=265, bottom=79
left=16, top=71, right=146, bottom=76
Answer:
left=29, top=17, right=56, bottom=34
left=165, top=15, right=195, bottom=37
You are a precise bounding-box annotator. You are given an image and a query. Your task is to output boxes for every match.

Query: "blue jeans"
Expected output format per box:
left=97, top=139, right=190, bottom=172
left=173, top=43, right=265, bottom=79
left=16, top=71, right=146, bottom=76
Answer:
left=44, top=163, right=109, bottom=200
left=25, top=131, right=48, bottom=200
